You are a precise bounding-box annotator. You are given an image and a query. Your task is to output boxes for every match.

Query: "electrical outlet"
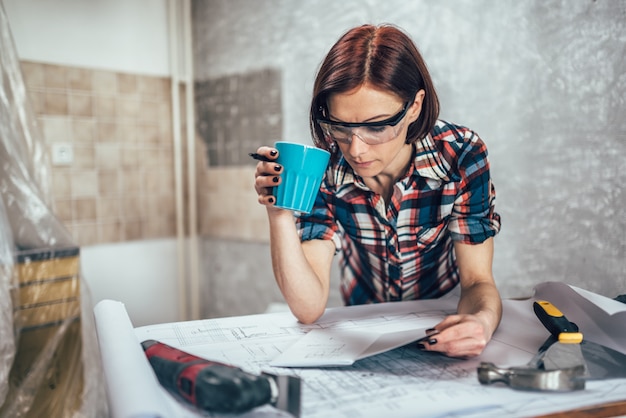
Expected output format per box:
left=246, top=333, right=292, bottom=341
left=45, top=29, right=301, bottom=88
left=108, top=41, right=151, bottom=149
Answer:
left=52, top=143, right=74, bottom=166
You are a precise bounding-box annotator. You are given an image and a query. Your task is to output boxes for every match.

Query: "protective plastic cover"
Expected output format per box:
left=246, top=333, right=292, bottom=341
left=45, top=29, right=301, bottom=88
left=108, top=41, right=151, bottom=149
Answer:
left=0, top=3, right=107, bottom=416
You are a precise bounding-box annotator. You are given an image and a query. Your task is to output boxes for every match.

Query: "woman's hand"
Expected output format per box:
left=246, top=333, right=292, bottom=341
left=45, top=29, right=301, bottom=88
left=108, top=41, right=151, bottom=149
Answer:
left=417, top=313, right=493, bottom=358
left=252, top=146, right=284, bottom=210
left=418, top=238, right=501, bottom=358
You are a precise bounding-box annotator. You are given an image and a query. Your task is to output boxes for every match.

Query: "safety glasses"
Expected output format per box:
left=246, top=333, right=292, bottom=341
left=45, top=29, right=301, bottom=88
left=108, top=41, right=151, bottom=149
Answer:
left=317, top=100, right=410, bottom=145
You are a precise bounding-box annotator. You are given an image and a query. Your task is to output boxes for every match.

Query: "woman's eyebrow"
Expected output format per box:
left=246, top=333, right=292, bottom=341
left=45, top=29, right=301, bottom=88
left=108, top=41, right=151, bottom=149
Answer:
left=328, top=111, right=395, bottom=124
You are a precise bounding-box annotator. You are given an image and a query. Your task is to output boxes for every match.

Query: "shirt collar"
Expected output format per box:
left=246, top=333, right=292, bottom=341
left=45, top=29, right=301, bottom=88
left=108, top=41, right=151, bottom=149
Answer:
left=412, top=133, right=450, bottom=181
left=329, top=132, right=450, bottom=190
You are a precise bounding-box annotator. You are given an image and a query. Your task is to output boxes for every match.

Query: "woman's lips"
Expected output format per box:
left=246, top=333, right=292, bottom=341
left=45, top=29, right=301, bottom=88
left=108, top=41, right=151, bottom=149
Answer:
left=353, top=160, right=374, bottom=169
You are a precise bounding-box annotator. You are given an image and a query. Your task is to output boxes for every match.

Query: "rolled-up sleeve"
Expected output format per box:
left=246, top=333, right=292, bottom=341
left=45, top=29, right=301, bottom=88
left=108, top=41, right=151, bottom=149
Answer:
left=296, top=183, right=343, bottom=252
left=447, top=133, right=501, bottom=244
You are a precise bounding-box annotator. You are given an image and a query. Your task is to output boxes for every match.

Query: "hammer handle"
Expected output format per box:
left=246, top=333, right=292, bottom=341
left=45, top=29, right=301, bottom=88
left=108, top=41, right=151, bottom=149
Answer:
left=533, top=301, right=583, bottom=344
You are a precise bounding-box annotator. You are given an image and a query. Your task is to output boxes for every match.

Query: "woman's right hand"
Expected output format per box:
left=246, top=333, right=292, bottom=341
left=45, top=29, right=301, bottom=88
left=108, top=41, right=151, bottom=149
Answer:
left=252, top=146, right=284, bottom=210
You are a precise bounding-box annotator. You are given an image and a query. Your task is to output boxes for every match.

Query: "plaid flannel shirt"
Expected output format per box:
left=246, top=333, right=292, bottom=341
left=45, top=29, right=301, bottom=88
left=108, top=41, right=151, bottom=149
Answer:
left=297, top=120, right=501, bottom=305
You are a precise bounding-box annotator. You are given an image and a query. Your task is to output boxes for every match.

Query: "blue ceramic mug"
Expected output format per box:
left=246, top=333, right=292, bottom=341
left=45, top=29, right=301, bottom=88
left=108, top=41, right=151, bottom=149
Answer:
left=273, top=141, right=330, bottom=213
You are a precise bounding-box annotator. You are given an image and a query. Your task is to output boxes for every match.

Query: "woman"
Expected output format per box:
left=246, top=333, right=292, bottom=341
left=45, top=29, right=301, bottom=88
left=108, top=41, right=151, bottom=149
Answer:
left=253, top=24, right=502, bottom=358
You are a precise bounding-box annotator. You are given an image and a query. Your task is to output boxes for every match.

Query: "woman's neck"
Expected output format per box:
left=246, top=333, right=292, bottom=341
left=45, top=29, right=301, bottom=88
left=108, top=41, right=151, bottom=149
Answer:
left=363, top=143, right=414, bottom=202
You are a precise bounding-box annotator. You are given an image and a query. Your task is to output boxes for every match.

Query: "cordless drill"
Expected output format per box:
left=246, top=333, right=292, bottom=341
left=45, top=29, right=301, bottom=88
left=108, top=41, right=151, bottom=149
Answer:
left=141, top=339, right=301, bottom=416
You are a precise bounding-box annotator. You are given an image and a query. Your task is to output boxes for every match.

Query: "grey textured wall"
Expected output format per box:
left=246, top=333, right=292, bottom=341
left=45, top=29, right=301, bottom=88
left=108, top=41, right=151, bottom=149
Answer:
left=193, top=0, right=626, bottom=317
left=195, top=68, right=282, bottom=166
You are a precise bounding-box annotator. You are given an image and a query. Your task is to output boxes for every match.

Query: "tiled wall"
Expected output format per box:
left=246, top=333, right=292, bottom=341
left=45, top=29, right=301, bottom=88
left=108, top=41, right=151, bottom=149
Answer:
left=20, top=61, right=178, bottom=246
left=195, top=68, right=282, bottom=167
left=197, top=165, right=271, bottom=242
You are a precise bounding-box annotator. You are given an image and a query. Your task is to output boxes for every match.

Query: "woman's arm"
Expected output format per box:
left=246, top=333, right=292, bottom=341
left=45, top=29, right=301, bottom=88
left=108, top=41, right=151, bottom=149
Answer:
left=268, top=210, right=335, bottom=324
left=420, top=237, right=502, bottom=357
left=253, top=146, right=335, bottom=324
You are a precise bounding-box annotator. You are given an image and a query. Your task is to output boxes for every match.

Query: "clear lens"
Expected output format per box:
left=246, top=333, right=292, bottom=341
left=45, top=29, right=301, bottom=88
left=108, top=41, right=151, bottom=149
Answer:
left=320, top=122, right=401, bottom=145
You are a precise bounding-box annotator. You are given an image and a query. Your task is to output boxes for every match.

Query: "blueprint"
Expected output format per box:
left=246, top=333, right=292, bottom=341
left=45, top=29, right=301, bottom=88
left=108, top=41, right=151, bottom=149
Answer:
left=95, top=283, right=626, bottom=418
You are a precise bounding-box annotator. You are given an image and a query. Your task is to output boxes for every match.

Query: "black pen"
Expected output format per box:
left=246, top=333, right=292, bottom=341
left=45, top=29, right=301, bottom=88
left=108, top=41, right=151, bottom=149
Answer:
left=248, top=152, right=273, bottom=162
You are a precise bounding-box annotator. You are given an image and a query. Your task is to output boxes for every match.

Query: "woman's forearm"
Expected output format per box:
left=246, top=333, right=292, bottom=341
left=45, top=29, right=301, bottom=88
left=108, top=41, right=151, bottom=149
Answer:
left=458, top=281, right=502, bottom=338
left=268, top=210, right=334, bottom=324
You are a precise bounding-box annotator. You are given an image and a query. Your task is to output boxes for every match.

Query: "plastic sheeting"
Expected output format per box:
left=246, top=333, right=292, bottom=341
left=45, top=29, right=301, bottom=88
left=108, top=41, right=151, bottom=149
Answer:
left=0, top=3, right=107, bottom=417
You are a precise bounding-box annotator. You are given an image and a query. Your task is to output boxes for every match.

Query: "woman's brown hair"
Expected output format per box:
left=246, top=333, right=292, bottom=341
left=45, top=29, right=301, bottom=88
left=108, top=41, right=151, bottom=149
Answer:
left=310, top=24, right=440, bottom=152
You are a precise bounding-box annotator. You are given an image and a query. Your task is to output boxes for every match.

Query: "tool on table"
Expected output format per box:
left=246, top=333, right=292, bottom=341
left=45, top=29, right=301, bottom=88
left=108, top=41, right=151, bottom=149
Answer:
left=478, top=299, right=626, bottom=391
left=533, top=300, right=626, bottom=382
left=142, top=339, right=301, bottom=417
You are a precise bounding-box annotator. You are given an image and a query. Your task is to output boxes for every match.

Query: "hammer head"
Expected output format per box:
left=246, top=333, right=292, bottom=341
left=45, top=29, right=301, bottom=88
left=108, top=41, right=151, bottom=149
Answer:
left=477, top=362, right=586, bottom=391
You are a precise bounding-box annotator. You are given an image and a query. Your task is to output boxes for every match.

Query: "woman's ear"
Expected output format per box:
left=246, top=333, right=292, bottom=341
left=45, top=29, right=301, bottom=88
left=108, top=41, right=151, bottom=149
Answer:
left=408, top=89, right=426, bottom=123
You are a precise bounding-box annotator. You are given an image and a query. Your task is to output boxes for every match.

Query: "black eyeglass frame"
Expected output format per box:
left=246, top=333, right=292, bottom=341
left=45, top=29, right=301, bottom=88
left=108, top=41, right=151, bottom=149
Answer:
left=316, top=100, right=411, bottom=129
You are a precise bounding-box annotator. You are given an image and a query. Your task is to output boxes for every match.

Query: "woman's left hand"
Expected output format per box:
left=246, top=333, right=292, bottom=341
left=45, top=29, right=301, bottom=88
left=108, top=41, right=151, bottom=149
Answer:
left=417, top=313, right=492, bottom=358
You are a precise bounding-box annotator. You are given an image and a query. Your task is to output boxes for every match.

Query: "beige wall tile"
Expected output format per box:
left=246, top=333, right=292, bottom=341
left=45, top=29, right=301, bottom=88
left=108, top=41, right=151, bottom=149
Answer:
left=234, top=166, right=256, bottom=191
left=98, top=221, right=122, bottom=243
left=92, top=70, right=117, bottom=95
left=143, top=217, right=175, bottom=239
left=158, top=115, right=172, bottom=141
left=163, top=216, right=176, bottom=236
left=143, top=147, right=161, bottom=166
left=53, top=198, right=73, bottom=222
left=161, top=197, right=176, bottom=219
left=21, top=61, right=44, bottom=88
left=138, top=76, right=168, bottom=98
left=121, top=144, right=140, bottom=167
left=119, top=123, right=138, bottom=144
left=160, top=148, right=173, bottom=168
left=98, top=170, right=120, bottom=197
left=72, top=119, right=96, bottom=142
left=41, top=116, right=71, bottom=142
left=124, top=220, right=143, bottom=241
left=122, top=169, right=142, bottom=194
left=201, top=168, right=219, bottom=192
left=73, top=198, right=97, bottom=221
left=139, top=100, right=160, bottom=123
left=158, top=78, right=171, bottom=98
left=74, top=145, right=95, bottom=169
left=71, top=170, right=98, bottom=197
left=44, top=91, right=68, bottom=115
left=20, top=62, right=197, bottom=245
left=143, top=169, right=161, bottom=194
left=67, top=67, right=93, bottom=91
left=247, top=215, right=270, bottom=242
left=29, top=90, right=44, bottom=114
left=123, top=196, right=145, bottom=220
left=117, top=97, right=140, bottom=119
left=95, top=96, right=116, bottom=118
left=159, top=102, right=173, bottom=130
left=97, top=121, right=120, bottom=142
left=97, top=197, right=121, bottom=220
left=68, top=92, right=93, bottom=117
left=117, top=73, right=138, bottom=95
left=43, top=63, right=66, bottom=89
left=162, top=169, right=175, bottom=191
left=73, top=222, right=98, bottom=246
left=51, top=168, right=71, bottom=198
left=141, top=123, right=160, bottom=144
left=96, top=143, right=121, bottom=169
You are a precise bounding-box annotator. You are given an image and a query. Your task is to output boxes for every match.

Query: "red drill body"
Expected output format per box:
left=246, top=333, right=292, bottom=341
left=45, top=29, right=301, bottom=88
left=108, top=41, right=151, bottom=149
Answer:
left=142, top=339, right=275, bottom=414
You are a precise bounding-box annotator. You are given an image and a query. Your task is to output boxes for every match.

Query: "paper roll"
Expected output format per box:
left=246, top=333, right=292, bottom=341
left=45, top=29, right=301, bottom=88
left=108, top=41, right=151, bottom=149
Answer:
left=93, top=299, right=172, bottom=418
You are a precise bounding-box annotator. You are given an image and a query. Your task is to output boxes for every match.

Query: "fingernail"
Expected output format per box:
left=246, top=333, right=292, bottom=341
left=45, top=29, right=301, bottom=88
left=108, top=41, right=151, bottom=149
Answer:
left=268, top=197, right=275, bottom=204
left=416, top=343, right=426, bottom=350
left=274, top=165, right=281, bottom=172
left=428, top=338, right=438, bottom=345
left=272, top=176, right=279, bottom=183
left=270, top=150, right=277, bottom=156
left=426, top=328, right=437, bottom=335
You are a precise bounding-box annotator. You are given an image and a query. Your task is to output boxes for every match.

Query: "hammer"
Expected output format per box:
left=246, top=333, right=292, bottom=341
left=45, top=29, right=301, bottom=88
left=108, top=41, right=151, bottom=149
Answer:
left=477, top=362, right=585, bottom=391
left=478, top=300, right=589, bottom=392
